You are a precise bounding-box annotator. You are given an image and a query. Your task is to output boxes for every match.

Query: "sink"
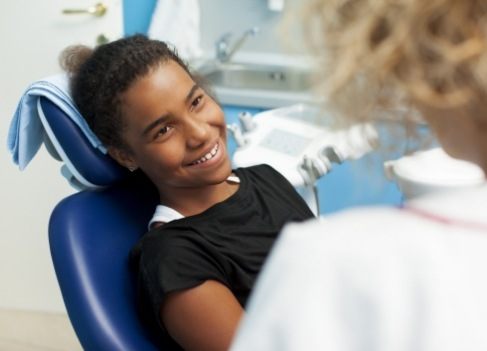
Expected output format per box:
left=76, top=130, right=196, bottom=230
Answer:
left=199, top=62, right=312, bottom=92
left=195, top=61, right=318, bottom=108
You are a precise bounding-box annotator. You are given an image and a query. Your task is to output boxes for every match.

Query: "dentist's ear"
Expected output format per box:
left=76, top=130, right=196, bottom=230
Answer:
left=108, top=147, right=138, bottom=172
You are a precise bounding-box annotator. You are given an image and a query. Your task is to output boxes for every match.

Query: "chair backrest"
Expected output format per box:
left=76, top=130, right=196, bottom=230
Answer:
left=38, top=96, right=127, bottom=189
left=39, top=97, right=161, bottom=350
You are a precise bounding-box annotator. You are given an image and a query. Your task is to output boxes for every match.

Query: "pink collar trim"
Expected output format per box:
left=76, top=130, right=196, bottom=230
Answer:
left=402, top=205, right=487, bottom=232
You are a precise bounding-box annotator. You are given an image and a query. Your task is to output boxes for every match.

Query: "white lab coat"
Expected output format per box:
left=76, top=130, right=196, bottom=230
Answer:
left=231, top=184, right=487, bottom=351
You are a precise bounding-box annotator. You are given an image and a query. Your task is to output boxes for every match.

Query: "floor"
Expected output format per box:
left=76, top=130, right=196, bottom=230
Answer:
left=0, top=309, right=82, bottom=351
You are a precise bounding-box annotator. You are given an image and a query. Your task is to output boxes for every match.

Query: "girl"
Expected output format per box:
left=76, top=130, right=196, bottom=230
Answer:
left=61, top=34, right=314, bottom=350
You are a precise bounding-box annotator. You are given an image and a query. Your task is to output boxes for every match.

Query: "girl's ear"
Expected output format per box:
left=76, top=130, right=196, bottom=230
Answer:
left=108, top=146, right=138, bottom=171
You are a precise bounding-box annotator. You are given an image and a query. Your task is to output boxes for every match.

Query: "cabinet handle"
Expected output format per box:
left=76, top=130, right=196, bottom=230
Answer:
left=62, top=2, right=107, bottom=17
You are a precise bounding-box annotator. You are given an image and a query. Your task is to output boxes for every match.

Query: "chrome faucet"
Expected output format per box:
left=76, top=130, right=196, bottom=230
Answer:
left=215, top=27, right=260, bottom=63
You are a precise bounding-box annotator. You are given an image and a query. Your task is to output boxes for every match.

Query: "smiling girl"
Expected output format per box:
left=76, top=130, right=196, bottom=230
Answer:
left=61, top=35, right=314, bottom=350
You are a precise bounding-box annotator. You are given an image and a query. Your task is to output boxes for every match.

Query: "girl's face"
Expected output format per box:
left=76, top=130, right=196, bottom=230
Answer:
left=114, top=60, right=232, bottom=193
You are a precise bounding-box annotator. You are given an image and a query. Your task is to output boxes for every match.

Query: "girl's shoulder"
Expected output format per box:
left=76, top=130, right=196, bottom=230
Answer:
left=236, top=163, right=279, bottom=176
left=236, top=164, right=291, bottom=187
left=130, top=222, right=203, bottom=266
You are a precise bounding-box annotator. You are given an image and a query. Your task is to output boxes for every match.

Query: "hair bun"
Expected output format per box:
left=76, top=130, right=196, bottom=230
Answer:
left=59, top=45, right=94, bottom=75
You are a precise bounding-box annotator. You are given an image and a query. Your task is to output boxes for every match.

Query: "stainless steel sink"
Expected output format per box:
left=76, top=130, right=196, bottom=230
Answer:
left=195, top=61, right=318, bottom=108
left=199, top=62, right=313, bottom=92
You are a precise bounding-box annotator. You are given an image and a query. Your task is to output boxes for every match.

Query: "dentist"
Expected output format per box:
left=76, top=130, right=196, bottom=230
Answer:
left=232, top=0, right=487, bottom=350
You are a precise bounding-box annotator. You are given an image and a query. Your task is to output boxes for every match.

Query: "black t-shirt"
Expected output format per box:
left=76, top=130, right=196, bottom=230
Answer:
left=130, top=164, right=314, bottom=348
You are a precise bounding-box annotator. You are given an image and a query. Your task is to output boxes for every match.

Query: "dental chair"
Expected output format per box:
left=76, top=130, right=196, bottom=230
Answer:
left=39, top=96, right=162, bottom=350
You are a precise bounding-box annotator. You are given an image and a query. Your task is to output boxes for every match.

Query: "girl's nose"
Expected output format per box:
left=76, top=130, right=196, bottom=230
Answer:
left=185, top=117, right=210, bottom=148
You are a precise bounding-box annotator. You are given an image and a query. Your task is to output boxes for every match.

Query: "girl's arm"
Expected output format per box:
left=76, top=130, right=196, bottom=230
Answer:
left=160, top=279, right=244, bottom=351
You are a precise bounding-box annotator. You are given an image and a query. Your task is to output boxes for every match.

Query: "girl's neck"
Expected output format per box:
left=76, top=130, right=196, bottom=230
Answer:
left=157, top=177, right=239, bottom=217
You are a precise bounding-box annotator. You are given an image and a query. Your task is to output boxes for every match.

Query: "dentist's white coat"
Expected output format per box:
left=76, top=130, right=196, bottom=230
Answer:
left=232, top=184, right=487, bottom=351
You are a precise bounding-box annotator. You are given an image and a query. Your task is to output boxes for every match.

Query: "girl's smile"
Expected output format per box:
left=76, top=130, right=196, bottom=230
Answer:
left=186, top=142, right=224, bottom=167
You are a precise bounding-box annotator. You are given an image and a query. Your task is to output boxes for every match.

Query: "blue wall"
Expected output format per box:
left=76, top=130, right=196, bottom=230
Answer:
left=123, top=0, right=157, bottom=35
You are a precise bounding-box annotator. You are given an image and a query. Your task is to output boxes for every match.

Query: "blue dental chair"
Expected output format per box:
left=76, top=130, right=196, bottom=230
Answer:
left=39, top=96, right=162, bottom=350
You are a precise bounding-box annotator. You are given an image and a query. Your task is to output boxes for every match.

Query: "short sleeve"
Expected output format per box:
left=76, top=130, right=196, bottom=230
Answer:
left=133, top=230, right=231, bottom=326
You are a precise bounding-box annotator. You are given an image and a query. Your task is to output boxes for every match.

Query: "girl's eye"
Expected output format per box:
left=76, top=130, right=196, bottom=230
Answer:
left=190, top=95, right=204, bottom=110
left=155, top=125, right=172, bottom=139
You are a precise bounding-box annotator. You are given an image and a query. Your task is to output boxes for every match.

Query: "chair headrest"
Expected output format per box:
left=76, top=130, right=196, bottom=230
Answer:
left=38, top=96, right=128, bottom=189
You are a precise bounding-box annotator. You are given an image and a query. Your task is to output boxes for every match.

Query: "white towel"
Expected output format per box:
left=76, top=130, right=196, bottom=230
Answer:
left=7, top=74, right=105, bottom=170
left=148, top=0, right=203, bottom=60
left=268, top=0, right=285, bottom=11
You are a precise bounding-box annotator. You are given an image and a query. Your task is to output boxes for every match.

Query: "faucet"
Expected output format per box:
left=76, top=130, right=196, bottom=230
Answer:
left=215, top=27, right=260, bottom=63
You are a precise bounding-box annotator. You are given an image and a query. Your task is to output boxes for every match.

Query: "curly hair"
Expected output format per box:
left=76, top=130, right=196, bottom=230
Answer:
left=298, top=0, right=487, bottom=125
left=60, top=35, right=193, bottom=150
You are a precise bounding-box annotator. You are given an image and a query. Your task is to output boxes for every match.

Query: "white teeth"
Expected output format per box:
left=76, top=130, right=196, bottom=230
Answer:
left=191, top=143, right=219, bottom=165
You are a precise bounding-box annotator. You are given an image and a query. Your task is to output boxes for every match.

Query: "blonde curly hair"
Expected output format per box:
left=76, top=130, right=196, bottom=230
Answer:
left=297, top=0, right=487, bottom=125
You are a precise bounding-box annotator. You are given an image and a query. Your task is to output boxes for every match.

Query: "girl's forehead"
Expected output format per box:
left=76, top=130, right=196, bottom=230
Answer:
left=125, top=61, right=191, bottom=98
left=120, top=61, right=195, bottom=124
left=141, top=61, right=193, bottom=90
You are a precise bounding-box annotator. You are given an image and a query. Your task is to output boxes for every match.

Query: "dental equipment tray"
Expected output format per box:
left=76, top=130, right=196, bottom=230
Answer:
left=231, top=104, right=378, bottom=188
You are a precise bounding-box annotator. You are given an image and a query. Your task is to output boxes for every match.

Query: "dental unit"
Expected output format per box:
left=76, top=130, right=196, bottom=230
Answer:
left=230, top=104, right=379, bottom=215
